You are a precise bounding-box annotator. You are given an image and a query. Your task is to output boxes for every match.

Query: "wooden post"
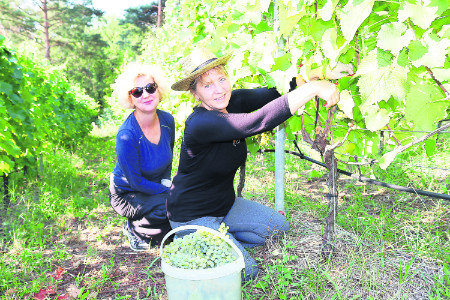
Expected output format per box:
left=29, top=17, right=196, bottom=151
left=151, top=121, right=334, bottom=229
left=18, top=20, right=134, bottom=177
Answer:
left=322, top=153, right=337, bottom=259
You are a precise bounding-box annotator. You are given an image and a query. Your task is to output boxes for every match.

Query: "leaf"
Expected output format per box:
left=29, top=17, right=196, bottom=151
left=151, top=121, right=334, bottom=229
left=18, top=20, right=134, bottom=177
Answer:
left=337, top=90, right=354, bottom=119
left=34, top=286, right=56, bottom=300
left=364, top=107, right=390, bottom=132
left=379, top=150, right=397, bottom=170
left=404, top=83, right=448, bottom=131
left=376, top=22, right=414, bottom=55
left=412, top=31, right=450, bottom=68
left=321, top=27, right=345, bottom=64
left=338, top=0, right=375, bottom=41
left=279, top=3, right=305, bottom=37
left=397, top=48, right=410, bottom=67
left=0, top=81, right=13, bottom=96
left=377, top=48, right=393, bottom=68
left=273, top=53, right=292, bottom=71
left=268, top=64, right=298, bottom=95
left=357, top=61, right=408, bottom=106
left=398, top=2, right=439, bottom=29
left=67, top=284, right=81, bottom=299
left=318, top=0, right=338, bottom=21
left=424, top=138, right=436, bottom=157
left=408, top=40, right=428, bottom=61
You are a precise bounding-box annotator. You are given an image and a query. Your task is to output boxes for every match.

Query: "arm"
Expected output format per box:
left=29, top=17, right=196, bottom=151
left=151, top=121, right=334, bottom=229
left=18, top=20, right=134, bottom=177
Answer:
left=227, top=87, right=282, bottom=113
left=116, top=130, right=169, bottom=194
left=161, top=114, right=175, bottom=187
left=187, top=95, right=291, bottom=144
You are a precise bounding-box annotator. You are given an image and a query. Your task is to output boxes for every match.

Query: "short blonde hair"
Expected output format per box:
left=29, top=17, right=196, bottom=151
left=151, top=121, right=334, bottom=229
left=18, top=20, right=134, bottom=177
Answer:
left=114, top=62, right=169, bottom=109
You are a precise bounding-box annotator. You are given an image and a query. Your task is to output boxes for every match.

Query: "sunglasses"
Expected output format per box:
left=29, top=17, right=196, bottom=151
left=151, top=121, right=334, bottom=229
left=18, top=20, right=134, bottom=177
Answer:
left=128, top=82, right=158, bottom=98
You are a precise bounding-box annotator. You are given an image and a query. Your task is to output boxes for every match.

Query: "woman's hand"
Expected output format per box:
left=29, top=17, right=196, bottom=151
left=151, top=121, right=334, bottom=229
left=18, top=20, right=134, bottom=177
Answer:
left=311, top=81, right=340, bottom=108
left=287, top=80, right=340, bottom=114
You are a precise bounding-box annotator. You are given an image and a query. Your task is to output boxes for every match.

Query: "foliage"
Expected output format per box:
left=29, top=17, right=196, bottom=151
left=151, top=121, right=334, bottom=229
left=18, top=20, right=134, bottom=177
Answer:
left=120, top=1, right=167, bottom=30
left=0, top=36, right=98, bottom=175
left=140, top=0, right=449, bottom=169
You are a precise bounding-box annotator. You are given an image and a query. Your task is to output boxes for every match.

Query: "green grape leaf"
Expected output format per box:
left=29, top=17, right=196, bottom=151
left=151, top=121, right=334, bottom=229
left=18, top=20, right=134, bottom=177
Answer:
left=408, top=40, right=428, bottom=61
left=379, top=149, right=397, bottom=170
left=310, top=19, right=333, bottom=42
left=321, top=27, right=347, bottom=64
left=397, top=48, right=410, bottom=67
left=424, top=138, right=436, bottom=157
left=0, top=81, right=13, bottom=96
left=357, top=61, right=408, bottom=106
left=339, top=47, right=356, bottom=64
left=273, top=53, right=292, bottom=71
left=318, top=0, right=338, bottom=21
left=405, top=83, right=448, bottom=131
left=338, top=0, right=375, bottom=41
left=377, top=22, right=414, bottom=55
left=364, top=107, right=390, bottom=132
left=337, top=90, right=354, bottom=119
left=398, top=2, right=439, bottom=29
left=412, top=32, right=450, bottom=68
left=0, top=155, right=15, bottom=174
left=377, top=48, right=393, bottom=68
left=429, top=0, right=448, bottom=15
left=279, top=2, right=305, bottom=37
left=268, top=64, right=298, bottom=95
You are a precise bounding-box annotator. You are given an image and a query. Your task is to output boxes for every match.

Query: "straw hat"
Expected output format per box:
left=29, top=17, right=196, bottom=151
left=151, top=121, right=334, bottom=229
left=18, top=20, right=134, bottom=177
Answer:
left=171, top=48, right=232, bottom=91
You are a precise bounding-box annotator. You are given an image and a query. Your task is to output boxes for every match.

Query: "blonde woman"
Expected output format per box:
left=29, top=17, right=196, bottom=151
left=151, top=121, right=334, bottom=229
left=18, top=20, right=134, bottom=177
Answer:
left=168, top=48, right=351, bottom=280
left=109, top=62, right=174, bottom=251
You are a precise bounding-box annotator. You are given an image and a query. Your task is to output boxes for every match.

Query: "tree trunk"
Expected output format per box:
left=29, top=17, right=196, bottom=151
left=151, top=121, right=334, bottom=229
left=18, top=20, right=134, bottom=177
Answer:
left=157, top=0, right=162, bottom=28
left=43, top=0, right=51, bottom=62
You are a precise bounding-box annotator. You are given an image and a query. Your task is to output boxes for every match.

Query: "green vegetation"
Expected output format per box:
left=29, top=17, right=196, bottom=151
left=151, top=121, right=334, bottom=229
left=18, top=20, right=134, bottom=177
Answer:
left=0, top=129, right=448, bottom=299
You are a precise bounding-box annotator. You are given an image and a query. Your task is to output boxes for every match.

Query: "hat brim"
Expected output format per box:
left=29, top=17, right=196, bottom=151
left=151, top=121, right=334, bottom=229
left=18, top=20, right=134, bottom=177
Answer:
left=171, top=53, right=233, bottom=91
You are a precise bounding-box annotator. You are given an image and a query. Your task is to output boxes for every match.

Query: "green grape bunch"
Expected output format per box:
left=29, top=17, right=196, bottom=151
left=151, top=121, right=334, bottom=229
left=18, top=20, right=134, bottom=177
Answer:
left=162, top=223, right=238, bottom=269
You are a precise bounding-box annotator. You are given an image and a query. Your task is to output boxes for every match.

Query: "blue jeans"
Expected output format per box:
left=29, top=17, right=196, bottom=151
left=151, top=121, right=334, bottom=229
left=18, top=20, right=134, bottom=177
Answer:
left=169, top=197, right=290, bottom=281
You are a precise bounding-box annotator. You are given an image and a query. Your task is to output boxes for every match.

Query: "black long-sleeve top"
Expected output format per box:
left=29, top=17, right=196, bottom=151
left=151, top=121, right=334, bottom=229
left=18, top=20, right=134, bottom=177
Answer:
left=167, top=88, right=292, bottom=222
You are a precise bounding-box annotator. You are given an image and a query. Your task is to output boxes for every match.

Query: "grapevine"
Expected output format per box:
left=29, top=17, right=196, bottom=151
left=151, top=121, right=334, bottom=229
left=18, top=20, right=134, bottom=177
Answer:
left=162, top=223, right=238, bottom=270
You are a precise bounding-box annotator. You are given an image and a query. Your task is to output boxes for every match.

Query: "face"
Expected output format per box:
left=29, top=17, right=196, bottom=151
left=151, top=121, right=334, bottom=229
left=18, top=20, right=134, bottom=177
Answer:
left=191, top=68, right=231, bottom=113
left=130, top=75, right=160, bottom=113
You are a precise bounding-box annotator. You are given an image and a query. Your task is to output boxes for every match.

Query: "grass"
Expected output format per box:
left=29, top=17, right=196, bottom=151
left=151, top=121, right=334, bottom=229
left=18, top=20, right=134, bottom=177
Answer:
left=0, top=127, right=449, bottom=299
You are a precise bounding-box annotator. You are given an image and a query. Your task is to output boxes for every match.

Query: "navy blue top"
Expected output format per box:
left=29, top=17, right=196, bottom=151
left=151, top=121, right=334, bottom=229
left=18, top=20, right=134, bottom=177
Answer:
left=111, top=109, right=175, bottom=194
left=167, top=88, right=292, bottom=222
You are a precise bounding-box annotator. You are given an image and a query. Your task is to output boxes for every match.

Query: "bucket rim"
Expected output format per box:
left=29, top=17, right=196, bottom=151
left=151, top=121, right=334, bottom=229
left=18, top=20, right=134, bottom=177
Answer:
left=160, top=225, right=245, bottom=280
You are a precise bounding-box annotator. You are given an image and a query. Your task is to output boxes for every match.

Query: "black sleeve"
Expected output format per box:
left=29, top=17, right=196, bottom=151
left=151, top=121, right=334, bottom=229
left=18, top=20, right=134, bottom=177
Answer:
left=185, top=94, right=292, bottom=145
left=227, top=78, right=297, bottom=113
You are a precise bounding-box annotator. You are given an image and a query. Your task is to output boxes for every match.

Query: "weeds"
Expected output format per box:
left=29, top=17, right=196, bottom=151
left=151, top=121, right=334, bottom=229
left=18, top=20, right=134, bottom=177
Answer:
left=0, top=130, right=448, bottom=299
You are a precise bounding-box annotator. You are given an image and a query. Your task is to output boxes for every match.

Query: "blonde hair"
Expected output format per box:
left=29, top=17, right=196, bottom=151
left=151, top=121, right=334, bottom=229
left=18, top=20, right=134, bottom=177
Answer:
left=114, top=62, right=169, bottom=109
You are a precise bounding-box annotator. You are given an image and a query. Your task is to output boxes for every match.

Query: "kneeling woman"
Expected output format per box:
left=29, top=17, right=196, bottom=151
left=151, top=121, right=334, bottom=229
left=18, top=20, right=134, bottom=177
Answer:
left=109, top=63, right=175, bottom=251
left=167, top=48, right=343, bottom=280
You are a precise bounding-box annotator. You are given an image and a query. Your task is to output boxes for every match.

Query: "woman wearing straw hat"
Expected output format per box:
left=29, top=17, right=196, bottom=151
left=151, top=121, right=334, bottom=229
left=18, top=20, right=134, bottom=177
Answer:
left=109, top=62, right=175, bottom=251
left=167, top=48, right=351, bottom=281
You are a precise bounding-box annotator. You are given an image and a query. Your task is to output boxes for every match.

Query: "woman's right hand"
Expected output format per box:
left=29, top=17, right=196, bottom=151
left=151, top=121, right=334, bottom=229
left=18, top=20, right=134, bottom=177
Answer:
left=311, top=80, right=340, bottom=108
left=287, top=80, right=340, bottom=114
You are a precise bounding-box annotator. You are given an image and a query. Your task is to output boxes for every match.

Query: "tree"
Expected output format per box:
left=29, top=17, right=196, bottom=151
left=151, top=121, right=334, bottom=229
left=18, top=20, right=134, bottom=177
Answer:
left=0, top=0, right=103, bottom=63
left=120, top=1, right=167, bottom=31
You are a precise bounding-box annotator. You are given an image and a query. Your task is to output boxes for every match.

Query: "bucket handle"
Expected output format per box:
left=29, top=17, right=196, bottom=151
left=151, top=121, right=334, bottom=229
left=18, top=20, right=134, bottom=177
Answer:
left=160, top=225, right=245, bottom=268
